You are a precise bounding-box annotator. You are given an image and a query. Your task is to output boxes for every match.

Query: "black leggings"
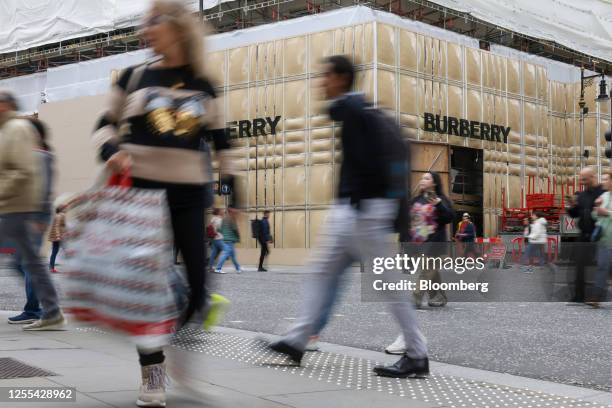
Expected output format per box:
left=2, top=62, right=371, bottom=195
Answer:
left=171, top=205, right=206, bottom=325
left=138, top=205, right=206, bottom=366
left=49, top=241, right=61, bottom=269
left=258, top=240, right=269, bottom=269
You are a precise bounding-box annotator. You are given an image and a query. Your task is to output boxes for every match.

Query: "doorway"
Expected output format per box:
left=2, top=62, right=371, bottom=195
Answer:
left=450, top=147, right=484, bottom=237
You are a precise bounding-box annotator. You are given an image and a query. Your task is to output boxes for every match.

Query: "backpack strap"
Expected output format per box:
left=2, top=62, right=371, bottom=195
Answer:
left=123, top=57, right=162, bottom=94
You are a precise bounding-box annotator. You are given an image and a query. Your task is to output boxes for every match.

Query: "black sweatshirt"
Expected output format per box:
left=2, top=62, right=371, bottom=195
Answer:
left=94, top=64, right=230, bottom=209
left=329, top=93, right=388, bottom=203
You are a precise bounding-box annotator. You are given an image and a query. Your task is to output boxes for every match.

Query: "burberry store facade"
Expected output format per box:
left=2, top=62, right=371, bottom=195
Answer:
left=28, top=6, right=610, bottom=263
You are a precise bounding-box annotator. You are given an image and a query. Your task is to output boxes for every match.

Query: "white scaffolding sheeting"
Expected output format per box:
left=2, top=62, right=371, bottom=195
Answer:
left=0, top=6, right=587, bottom=113
left=45, top=51, right=151, bottom=102
left=427, top=0, right=612, bottom=63
left=0, top=72, right=47, bottom=112
left=0, top=0, right=232, bottom=54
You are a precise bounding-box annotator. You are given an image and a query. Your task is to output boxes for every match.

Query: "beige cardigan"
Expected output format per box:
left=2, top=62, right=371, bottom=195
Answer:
left=0, top=112, right=42, bottom=214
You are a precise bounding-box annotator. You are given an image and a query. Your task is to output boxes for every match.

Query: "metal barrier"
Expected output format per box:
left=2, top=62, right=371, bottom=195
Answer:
left=510, top=236, right=559, bottom=264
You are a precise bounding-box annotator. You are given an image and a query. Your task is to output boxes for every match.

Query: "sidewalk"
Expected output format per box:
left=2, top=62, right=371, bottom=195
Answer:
left=0, top=311, right=611, bottom=408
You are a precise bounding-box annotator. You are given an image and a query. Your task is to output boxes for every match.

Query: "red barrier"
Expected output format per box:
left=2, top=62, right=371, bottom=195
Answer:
left=475, top=237, right=506, bottom=261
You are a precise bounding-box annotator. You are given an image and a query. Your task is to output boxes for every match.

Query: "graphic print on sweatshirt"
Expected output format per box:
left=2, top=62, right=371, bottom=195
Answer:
left=144, top=88, right=210, bottom=138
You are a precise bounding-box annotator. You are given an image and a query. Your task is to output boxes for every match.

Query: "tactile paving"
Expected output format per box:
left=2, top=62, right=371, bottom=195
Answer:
left=171, top=328, right=611, bottom=408
left=77, top=327, right=611, bottom=408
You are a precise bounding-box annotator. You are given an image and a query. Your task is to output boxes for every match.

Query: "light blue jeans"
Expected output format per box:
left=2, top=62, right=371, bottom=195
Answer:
left=216, top=242, right=241, bottom=271
left=311, top=272, right=341, bottom=335
left=282, top=199, right=427, bottom=358
left=209, top=239, right=225, bottom=268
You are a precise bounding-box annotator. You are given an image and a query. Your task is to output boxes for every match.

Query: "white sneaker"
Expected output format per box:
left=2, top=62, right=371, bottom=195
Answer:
left=22, top=313, right=66, bottom=331
left=137, top=363, right=166, bottom=407
left=384, top=334, right=406, bottom=355
left=213, top=269, right=226, bottom=274
left=305, top=335, right=320, bottom=351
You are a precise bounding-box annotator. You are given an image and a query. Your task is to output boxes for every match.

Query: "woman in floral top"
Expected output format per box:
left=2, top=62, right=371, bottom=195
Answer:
left=410, top=172, right=454, bottom=307
left=384, top=171, right=454, bottom=355
left=410, top=172, right=454, bottom=243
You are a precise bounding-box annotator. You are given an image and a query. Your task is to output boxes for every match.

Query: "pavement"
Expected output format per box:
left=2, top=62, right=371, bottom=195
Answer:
left=208, top=266, right=612, bottom=393
left=0, top=311, right=611, bottom=408
left=1, top=259, right=611, bottom=407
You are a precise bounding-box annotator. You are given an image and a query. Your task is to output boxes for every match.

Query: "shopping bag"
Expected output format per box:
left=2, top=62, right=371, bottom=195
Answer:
left=62, top=172, right=178, bottom=349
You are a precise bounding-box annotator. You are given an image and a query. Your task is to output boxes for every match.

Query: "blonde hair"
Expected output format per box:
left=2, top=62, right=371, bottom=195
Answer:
left=150, top=0, right=210, bottom=79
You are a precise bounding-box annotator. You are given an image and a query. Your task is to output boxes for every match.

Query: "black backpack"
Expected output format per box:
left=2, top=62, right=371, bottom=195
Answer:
left=363, top=107, right=411, bottom=241
left=251, top=219, right=261, bottom=239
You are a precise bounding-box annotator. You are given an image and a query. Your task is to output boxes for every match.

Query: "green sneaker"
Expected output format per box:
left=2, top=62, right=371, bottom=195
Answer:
left=203, top=293, right=230, bottom=331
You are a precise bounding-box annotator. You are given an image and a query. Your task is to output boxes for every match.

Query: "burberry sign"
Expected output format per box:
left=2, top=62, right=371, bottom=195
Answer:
left=423, top=113, right=510, bottom=143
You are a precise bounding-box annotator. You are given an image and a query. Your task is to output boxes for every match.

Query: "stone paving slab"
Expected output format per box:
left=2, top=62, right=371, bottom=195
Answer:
left=265, top=389, right=438, bottom=408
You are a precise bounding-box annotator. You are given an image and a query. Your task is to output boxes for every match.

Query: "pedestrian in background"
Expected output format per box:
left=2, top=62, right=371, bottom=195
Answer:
left=385, top=171, right=453, bottom=355
left=258, top=210, right=273, bottom=272
left=566, top=167, right=603, bottom=304
left=590, top=169, right=612, bottom=308
left=0, top=90, right=64, bottom=331
left=48, top=206, right=65, bottom=273
left=207, top=207, right=224, bottom=272
left=524, top=212, right=548, bottom=272
left=410, top=171, right=454, bottom=307
left=455, top=212, right=475, bottom=240
left=519, top=216, right=531, bottom=266
left=455, top=212, right=476, bottom=257
left=7, top=118, right=58, bottom=325
left=214, top=208, right=242, bottom=274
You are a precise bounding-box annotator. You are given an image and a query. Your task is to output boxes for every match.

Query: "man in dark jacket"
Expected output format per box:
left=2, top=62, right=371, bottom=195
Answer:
left=258, top=211, right=272, bottom=272
left=268, top=55, right=429, bottom=379
left=566, top=167, right=604, bottom=303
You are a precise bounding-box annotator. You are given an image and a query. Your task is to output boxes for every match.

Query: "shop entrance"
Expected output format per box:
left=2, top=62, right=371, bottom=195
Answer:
left=450, top=147, right=484, bottom=237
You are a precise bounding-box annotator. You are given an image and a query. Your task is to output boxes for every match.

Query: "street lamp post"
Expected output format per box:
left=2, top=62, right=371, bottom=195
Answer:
left=579, top=68, right=609, bottom=170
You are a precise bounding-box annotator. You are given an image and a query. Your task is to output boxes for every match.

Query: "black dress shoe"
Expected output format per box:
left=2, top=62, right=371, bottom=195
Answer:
left=373, top=355, right=429, bottom=378
left=258, top=267, right=268, bottom=272
left=269, top=340, right=303, bottom=365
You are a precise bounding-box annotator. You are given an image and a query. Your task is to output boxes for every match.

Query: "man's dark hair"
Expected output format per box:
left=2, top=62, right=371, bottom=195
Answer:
left=323, top=55, right=355, bottom=91
left=0, top=90, right=19, bottom=111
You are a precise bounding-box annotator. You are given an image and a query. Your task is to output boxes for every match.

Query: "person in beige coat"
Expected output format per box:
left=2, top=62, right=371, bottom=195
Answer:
left=0, top=90, right=64, bottom=330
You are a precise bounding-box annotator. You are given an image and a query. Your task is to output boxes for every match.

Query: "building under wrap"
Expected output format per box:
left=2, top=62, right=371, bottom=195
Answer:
left=3, top=6, right=610, bottom=264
